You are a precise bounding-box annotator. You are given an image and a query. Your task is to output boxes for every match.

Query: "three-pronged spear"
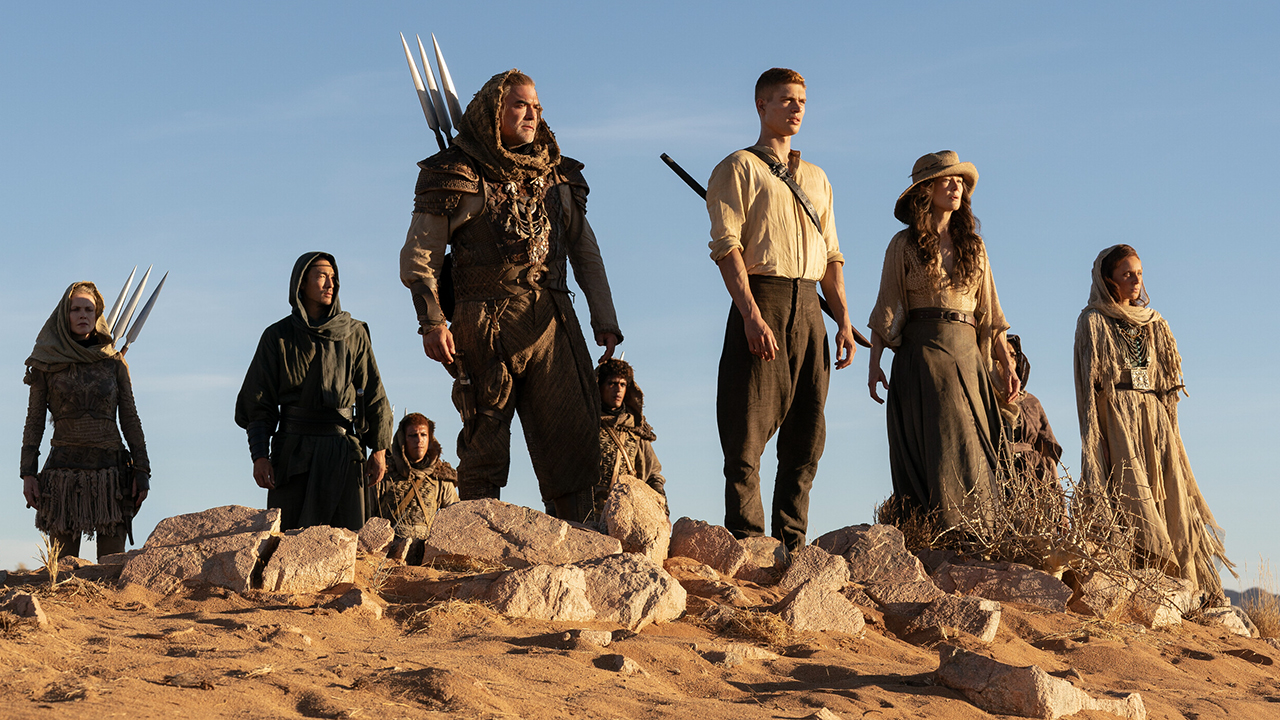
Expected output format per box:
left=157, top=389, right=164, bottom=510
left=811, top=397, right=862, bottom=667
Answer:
left=400, top=33, right=445, bottom=151
left=400, top=32, right=467, bottom=152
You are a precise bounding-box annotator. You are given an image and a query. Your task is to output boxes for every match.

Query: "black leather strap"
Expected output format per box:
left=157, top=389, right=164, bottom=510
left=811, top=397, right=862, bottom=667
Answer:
left=742, top=146, right=823, bottom=234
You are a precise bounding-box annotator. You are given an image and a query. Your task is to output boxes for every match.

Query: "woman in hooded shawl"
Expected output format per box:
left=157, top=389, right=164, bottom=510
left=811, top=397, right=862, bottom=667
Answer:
left=21, top=282, right=149, bottom=560
left=372, top=413, right=458, bottom=539
left=867, top=151, right=1020, bottom=531
left=1074, top=244, right=1232, bottom=603
left=591, top=358, right=667, bottom=525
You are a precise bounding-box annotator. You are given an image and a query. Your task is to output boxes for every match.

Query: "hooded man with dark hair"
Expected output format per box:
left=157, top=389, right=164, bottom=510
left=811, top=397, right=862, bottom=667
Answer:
left=400, top=70, right=622, bottom=522
left=236, top=252, right=393, bottom=531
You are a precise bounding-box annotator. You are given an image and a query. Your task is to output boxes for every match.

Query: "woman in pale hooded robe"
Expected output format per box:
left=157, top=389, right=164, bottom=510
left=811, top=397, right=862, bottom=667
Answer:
left=1074, top=244, right=1232, bottom=603
left=20, top=282, right=149, bottom=560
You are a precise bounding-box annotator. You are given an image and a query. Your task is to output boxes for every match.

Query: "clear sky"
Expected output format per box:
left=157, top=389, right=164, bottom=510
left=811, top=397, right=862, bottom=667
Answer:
left=2, top=2, right=1276, bottom=587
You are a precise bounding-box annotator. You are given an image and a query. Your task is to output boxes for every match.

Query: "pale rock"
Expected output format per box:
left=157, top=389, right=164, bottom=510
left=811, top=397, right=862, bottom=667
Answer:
left=57, top=556, right=94, bottom=572
left=904, top=595, right=1002, bottom=643
left=814, top=524, right=929, bottom=585
left=603, top=654, right=648, bottom=676
left=698, top=642, right=780, bottom=665
left=357, top=517, right=395, bottom=555
left=328, top=588, right=385, bottom=620
left=668, top=517, right=748, bottom=577
left=261, top=526, right=357, bottom=594
left=936, top=645, right=1146, bottom=719
left=480, top=564, right=594, bottom=622
left=604, top=474, right=671, bottom=564
left=97, top=551, right=140, bottom=567
left=664, top=556, right=720, bottom=581
left=1129, top=569, right=1204, bottom=629
left=385, top=536, right=411, bottom=563
left=840, top=584, right=876, bottom=608
left=1201, top=606, right=1253, bottom=637
left=734, top=536, right=784, bottom=584
left=776, top=580, right=865, bottom=635
left=1067, top=571, right=1136, bottom=620
left=579, top=553, right=687, bottom=630
left=120, top=530, right=275, bottom=594
left=864, top=579, right=945, bottom=610
left=423, top=499, right=620, bottom=568
left=933, top=561, right=1072, bottom=612
left=1, top=591, right=48, bottom=627
left=777, top=545, right=849, bottom=594
left=565, top=628, right=613, bottom=646
left=804, top=710, right=843, bottom=720
left=144, top=505, right=281, bottom=548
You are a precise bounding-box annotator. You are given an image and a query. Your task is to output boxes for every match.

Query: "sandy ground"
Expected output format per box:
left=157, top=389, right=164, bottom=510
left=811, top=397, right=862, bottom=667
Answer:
left=2, top=558, right=1280, bottom=720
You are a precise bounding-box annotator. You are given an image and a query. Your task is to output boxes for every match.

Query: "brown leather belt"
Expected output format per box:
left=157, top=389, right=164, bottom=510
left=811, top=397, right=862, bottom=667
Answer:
left=908, top=308, right=975, bottom=327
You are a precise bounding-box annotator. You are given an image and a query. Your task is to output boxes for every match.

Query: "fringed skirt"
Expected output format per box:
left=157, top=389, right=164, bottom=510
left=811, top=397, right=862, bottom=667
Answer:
left=886, top=318, right=1003, bottom=530
left=35, top=459, right=129, bottom=540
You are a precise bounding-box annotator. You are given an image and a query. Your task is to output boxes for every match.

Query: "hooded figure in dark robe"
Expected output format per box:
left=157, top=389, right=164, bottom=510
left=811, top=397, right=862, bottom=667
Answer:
left=236, top=252, right=393, bottom=531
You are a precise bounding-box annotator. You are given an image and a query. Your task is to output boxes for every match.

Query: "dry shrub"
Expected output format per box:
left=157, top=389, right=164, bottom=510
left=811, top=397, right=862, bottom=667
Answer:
left=426, top=554, right=508, bottom=574
left=36, top=534, right=63, bottom=589
left=402, top=599, right=502, bottom=637
left=690, top=604, right=795, bottom=650
left=1243, top=558, right=1280, bottom=638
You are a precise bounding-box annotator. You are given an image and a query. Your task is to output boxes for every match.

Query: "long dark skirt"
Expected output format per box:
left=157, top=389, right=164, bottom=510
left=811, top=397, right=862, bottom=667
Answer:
left=886, top=318, right=1002, bottom=529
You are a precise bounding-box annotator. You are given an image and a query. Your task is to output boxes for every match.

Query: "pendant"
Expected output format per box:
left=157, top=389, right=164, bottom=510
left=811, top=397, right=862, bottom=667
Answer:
left=1130, top=366, right=1153, bottom=391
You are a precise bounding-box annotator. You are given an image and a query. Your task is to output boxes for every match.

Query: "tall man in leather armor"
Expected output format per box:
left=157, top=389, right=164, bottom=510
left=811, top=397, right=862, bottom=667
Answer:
left=400, top=70, right=623, bottom=522
left=236, top=252, right=394, bottom=532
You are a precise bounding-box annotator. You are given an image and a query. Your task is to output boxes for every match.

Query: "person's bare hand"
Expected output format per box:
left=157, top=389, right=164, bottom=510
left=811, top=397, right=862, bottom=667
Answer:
left=22, top=475, right=38, bottom=508
left=1005, top=371, right=1022, bottom=404
left=253, top=457, right=275, bottom=489
left=869, top=366, right=889, bottom=404
left=833, top=326, right=857, bottom=369
left=744, top=314, right=778, bottom=361
left=595, top=332, right=619, bottom=363
left=365, top=450, right=387, bottom=487
left=422, top=325, right=456, bottom=365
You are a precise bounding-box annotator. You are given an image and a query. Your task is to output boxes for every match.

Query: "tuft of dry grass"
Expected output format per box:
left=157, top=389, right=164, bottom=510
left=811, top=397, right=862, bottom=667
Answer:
left=402, top=599, right=502, bottom=636
left=426, top=554, right=508, bottom=574
left=1242, top=558, right=1280, bottom=638
left=690, top=604, right=796, bottom=650
left=36, top=534, right=63, bottom=589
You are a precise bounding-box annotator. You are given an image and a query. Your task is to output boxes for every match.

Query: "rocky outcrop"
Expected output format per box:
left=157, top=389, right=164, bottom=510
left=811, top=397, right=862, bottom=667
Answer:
left=423, top=500, right=621, bottom=568
left=776, top=581, right=865, bottom=635
left=603, top=475, right=671, bottom=564
left=933, top=561, right=1072, bottom=612
left=261, top=526, right=357, bottom=594
left=668, top=517, right=749, bottom=577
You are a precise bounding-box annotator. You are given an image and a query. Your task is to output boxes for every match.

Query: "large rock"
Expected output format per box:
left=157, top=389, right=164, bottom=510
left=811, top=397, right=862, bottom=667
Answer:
left=933, top=561, right=1072, bottom=612
left=261, top=526, right=357, bottom=594
left=120, top=530, right=275, bottom=594
left=664, top=557, right=757, bottom=608
left=579, top=553, right=686, bottom=630
left=0, top=591, right=48, bottom=627
left=904, top=595, right=1002, bottom=643
left=668, top=518, right=749, bottom=577
left=144, top=505, right=281, bottom=548
left=864, top=580, right=945, bottom=610
left=423, top=499, right=620, bottom=568
left=479, top=565, right=595, bottom=622
left=936, top=645, right=1146, bottom=719
left=734, top=536, right=784, bottom=584
left=814, top=524, right=930, bottom=585
left=1129, top=570, right=1204, bottom=629
left=1201, top=606, right=1253, bottom=637
left=776, top=580, right=865, bottom=635
left=1066, top=570, right=1135, bottom=620
left=357, top=517, right=395, bottom=555
left=777, top=545, right=849, bottom=594
left=603, top=475, right=671, bottom=564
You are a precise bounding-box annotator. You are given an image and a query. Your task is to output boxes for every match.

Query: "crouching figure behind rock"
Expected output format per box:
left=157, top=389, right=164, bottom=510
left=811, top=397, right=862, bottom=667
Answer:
left=592, top=358, right=667, bottom=527
left=370, top=413, right=458, bottom=539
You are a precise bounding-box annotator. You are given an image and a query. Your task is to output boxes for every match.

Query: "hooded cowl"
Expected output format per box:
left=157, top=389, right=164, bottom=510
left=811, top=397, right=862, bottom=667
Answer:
left=453, top=69, right=561, bottom=182
left=26, top=282, right=119, bottom=373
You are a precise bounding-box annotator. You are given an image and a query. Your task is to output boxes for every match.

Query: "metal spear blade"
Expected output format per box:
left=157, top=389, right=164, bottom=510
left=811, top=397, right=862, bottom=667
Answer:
left=113, top=265, right=152, bottom=342
left=431, top=34, right=465, bottom=129
left=400, top=33, right=439, bottom=131
left=419, top=35, right=452, bottom=139
left=106, top=265, right=138, bottom=334
left=121, top=271, right=167, bottom=353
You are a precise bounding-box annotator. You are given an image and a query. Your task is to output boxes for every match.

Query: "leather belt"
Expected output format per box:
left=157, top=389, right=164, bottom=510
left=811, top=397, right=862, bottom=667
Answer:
left=452, top=262, right=569, bottom=301
left=908, top=308, right=975, bottom=327
left=278, top=405, right=352, bottom=437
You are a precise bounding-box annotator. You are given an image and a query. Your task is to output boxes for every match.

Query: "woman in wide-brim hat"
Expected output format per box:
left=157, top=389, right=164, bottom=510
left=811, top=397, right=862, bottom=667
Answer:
left=1073, top=244, right=1233, bottom=603
left=867, top=150, right=1020, bottom=532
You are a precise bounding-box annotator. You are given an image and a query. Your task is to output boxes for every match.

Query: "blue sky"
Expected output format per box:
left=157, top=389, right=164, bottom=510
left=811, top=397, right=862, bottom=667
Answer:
left=2, top=2, right=1276, bottom=586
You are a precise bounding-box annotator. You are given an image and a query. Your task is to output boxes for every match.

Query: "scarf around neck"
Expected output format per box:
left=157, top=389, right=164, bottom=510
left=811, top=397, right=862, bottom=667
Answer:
left=1084, top=244, right=1160, bottom=327
left=453, top=69, right=561, bottom=183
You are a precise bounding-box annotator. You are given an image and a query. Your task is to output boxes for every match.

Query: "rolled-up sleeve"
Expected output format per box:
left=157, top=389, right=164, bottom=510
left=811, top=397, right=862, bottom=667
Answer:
left=707, top=157, right=748, bottom=263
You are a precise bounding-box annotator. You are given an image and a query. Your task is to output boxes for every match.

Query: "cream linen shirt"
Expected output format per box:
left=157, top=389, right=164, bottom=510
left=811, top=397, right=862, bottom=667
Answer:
left=706, top=147, right=843, bottom=281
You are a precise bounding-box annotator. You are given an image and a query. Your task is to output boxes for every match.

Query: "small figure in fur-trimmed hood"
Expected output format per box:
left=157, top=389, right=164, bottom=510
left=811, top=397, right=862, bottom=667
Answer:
left=592, top=358, right=667, bottom=524
left=371, top=413, right=458, bottom=539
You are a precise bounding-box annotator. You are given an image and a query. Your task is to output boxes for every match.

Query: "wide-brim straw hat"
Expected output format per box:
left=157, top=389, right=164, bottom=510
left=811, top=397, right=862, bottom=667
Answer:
left=893, top=150, right=979, bottom=224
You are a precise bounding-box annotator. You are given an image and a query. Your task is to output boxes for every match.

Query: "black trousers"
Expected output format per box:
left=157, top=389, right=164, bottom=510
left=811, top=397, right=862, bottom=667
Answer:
left=718, top=275, right=830, bottom=550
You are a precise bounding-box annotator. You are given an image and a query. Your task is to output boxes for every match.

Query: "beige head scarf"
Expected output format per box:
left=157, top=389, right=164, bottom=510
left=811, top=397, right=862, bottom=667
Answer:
left=25, top=282, right=119, bottom=373
left=453, top=69, right=561, bottom=182
left=1085, top=245, right=1159, bottom=327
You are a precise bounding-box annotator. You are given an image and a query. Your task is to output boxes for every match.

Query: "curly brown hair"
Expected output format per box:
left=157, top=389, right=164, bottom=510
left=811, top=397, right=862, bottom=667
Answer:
left=902, top=180, right=984, bottom=288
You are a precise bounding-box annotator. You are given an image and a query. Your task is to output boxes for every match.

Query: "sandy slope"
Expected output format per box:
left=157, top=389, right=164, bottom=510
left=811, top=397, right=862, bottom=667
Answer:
left=2, top=558, right=1279, bottom=720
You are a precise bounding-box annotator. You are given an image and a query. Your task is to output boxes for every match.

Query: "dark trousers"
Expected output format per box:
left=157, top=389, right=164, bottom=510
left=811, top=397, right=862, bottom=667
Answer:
left=53, top=530, right=126, bottom=562
left=718, top=275, right=830, bottom=550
